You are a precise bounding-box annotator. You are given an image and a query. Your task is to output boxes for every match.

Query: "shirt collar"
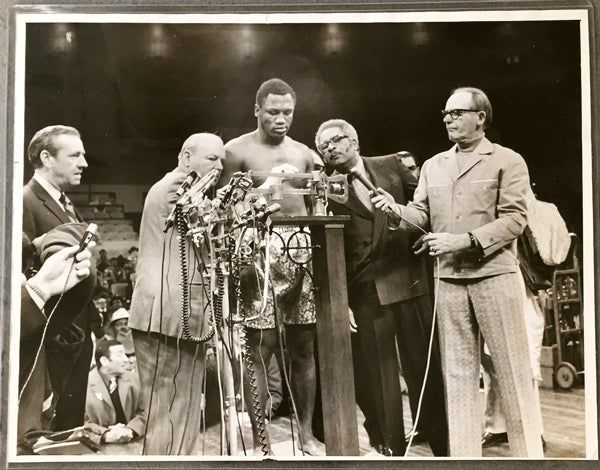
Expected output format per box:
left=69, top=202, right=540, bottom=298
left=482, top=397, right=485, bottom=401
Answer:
left=33, top=172, right=63, bottom=206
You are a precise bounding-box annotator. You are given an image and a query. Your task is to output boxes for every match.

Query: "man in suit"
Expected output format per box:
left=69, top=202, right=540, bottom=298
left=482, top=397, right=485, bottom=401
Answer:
left=22, top=125, right=98, bottom=432
left=314, top=118, right=448, bottom=457
left=85, top=338, right=145, bottom=444
left=129, top=132, right=225, bottom=454
left=373, top=87, right=544, bottom=457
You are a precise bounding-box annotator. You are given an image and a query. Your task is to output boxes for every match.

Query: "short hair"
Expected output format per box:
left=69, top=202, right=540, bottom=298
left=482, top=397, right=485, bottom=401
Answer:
left=27, top=125, right=81, bottom=169
left=94, top=338, right=122, bottom=365
left=314, top=119, right=359, bottom=151
left=452, top=87, right=493, bottom=129
left=396, top=150, right=418, bottom=164
left=255, top=78, right=296, bottom=107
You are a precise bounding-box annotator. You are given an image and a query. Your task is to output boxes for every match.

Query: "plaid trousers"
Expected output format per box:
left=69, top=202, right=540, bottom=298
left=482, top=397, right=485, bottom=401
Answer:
left=436, top=272, right=544, bottom=457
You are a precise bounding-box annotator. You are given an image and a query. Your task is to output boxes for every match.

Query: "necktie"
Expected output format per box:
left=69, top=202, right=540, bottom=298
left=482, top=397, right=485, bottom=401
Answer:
left=108, top=378, right=127, bottom=425
left=59, top=192, right=78, bottom=222
left=351, top=176, right=374, bottom=212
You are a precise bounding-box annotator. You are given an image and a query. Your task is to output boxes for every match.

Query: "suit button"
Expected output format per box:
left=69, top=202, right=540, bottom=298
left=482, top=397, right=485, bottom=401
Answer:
left=456, top=192, right=463, bottom=198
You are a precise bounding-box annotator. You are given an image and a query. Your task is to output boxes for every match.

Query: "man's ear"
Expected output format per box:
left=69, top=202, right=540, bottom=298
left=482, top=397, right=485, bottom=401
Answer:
left=39, top=150, right=52, bottom=167
left=98, top=356, right=110, bottom=368
left=476, top=111, right=487, bottom=127
left=254, top=104, right=260, bottom=117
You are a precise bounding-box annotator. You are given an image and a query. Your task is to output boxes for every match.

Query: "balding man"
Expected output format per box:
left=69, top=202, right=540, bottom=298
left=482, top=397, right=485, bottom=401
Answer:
left=129, top=133, right=225, bottom=455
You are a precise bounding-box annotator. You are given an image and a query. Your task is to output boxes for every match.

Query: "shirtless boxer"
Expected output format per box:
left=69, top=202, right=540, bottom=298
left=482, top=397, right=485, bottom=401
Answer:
left=220, top=78, right=322, bottom=455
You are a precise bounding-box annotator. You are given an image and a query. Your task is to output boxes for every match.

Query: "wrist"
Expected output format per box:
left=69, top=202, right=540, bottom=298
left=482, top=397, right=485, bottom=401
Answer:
left=26, top=278, right=51, bottom=304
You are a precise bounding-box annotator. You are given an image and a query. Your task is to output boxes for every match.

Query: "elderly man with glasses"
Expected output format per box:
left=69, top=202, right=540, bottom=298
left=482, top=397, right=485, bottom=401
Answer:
left=372, top=87, right=544, bottom=458
left=315, top=119, right=448, bottom=457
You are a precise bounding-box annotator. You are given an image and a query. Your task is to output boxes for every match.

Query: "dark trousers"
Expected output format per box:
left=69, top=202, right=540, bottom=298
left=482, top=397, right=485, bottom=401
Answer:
left=350, top=282, right=448, bottom=456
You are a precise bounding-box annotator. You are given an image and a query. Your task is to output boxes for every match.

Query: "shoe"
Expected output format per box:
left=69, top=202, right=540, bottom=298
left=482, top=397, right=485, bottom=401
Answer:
left=373, top=443, right=393, bottom=456
left=481, top=432, right=508, bottom=448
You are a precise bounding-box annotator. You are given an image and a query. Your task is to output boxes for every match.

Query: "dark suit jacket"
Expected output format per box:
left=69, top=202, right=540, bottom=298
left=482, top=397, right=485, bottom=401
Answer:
left=327, top=155, right=429, bottom=305
left=22, top=177, right=82, bottom=241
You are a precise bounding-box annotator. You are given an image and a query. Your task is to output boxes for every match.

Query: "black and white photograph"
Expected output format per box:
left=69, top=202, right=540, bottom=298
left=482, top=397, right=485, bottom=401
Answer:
left=1, top=1, right=598, bottom=467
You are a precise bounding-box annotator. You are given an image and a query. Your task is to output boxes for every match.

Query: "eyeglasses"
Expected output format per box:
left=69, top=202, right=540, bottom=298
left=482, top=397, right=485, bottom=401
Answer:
left=440, top=109, right=481, bottom=120
left=317, top=134, right=349, bottom=153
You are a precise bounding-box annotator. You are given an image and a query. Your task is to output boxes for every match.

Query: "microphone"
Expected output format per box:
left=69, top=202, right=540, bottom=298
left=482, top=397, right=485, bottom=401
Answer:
left=231, top=203, right=281, bottom=229
left=175, top=170, right=198, bottom=199
left=350, top=166, right=428, bottom=235
left=75, top=223, right=98, bottom=256
left=349, top=167, right=378, bottom=193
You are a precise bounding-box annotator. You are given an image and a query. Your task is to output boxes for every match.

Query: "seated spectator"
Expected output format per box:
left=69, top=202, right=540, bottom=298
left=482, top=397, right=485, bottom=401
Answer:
left=106, top=308, right=136, bottom=360
left=108, top=295, right=126, bottom=312
left=91, top=288, right=111, bottom=340
left=96, top=249, right=109, bottom=272
left=85, top=338, right=145, bottom=444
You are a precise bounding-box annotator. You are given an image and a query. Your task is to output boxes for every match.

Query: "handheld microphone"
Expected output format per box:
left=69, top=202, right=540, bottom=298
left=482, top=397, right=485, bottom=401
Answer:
left=75, top=223, right=98, bottom=255
left=349, top=167, right=378, bottom=194
left=349, top=167, right=428, bottom=235
left=175, top=170, right=198, bottom=198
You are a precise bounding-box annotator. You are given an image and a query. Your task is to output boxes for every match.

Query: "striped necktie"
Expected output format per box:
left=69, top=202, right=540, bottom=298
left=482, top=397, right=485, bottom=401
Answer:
left=59, top=192, right=78, bottom=222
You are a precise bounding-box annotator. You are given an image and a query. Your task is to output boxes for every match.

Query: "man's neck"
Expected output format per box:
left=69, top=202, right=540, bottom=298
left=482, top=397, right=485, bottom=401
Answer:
left=455, top=134, right=484, bottom=153
left=34, top=170, right=63, bottom=192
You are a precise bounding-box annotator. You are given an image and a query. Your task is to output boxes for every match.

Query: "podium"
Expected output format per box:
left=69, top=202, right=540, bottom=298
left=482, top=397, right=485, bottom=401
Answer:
left=272, top=215, right=359, bottom=456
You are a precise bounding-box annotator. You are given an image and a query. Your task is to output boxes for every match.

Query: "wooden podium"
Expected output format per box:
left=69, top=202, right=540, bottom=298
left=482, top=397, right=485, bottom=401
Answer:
left=271, top=215, right=359, bottom=456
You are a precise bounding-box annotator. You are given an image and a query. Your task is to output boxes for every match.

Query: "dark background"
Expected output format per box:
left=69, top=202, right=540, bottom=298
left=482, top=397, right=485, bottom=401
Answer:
left=24, top=20, right=583, bottom=233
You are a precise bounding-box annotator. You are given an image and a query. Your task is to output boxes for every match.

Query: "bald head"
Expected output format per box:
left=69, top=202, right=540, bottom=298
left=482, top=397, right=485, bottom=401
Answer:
left=178, top=133, right=225, bottom=177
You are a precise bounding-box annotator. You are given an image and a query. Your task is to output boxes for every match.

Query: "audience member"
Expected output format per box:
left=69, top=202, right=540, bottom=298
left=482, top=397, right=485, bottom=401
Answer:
left=85, top=338, right=145, bottom=444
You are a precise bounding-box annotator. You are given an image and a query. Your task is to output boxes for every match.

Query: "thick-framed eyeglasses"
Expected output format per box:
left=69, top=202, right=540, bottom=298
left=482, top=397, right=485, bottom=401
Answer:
left=317, top=134, right=349, bottom=153
left=440, top=109, right=481, bottom=120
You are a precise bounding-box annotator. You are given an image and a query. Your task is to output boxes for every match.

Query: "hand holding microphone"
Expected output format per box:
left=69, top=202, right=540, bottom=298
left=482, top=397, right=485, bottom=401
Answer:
left=349, top=167, right=403, bottom=219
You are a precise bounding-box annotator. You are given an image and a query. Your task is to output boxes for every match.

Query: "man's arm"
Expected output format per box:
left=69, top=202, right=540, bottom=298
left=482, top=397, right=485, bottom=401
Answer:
left=218, top=143, right=245, bottom=188
left=470, top=152, right=530, bottom=257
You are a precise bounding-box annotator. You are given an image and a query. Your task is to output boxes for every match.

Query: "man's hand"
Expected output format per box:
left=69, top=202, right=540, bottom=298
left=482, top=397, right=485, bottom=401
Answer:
left=258, top=163, right=299, bottom=189
left=104, top=424, right=134, bottom=444
left=31, top=242, right=95, bottom=298
left=349, top=307, right=357, bottom=333
left=371, top=188, right=402, bottom=218
left=421, top=232, right=470, bottom=256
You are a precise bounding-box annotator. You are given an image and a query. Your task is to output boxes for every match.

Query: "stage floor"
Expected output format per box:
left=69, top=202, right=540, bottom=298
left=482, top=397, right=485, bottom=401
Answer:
left=99, top=384, right=587, bottom=459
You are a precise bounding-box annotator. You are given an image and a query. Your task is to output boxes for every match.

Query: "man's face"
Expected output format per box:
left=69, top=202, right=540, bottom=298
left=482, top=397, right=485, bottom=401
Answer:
left=255, top=93, right=295, bottom=138
left=45, top=134, right=87, bottom=189
left=94, top=297, right=107, bottom=313
left=443, top=91, right=485, bottom=144
left=187, top=139, right=226, bottom=177
left=400, top=156, right=420, bottom=180
left=316, top=126, right=359, bottom=173
left=103, top=345, right=129, bottom=376
left=112, top=318, right=130, bottom=336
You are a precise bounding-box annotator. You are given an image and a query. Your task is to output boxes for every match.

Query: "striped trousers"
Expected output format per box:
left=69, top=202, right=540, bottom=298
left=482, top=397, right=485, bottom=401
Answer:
left=436, top=272, right=544, bottom=457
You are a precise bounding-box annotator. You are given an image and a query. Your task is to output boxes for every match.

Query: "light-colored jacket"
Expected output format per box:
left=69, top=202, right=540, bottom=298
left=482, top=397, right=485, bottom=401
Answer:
left=85, top=368, right=146, bottom=437
left=401, top=137, right=529, bottom=279
left=128, top=168, right=209, bottom=338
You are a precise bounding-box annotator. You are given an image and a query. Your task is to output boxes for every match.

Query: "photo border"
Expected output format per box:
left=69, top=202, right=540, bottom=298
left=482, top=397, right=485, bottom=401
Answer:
left=1, top=1, right=598, bottom=468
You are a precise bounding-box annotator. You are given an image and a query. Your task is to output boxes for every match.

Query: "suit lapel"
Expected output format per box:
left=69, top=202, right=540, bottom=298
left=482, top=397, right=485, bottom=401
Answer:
left=29, top=179, right=73, bottom=225
left=89, top=369, right=114, bottom=414
left=365, top=157, right=389, bottom=252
